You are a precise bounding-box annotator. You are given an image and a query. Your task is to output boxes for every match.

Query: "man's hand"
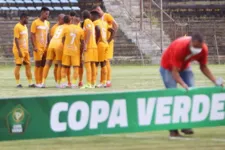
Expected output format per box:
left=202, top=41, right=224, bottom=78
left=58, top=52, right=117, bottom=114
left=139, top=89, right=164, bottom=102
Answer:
left=18, top=50, right=23, bottom=58
left=215, top=77, right=224, bottom=87
left=33, top=47, right=38, bottom=52
left=182, top=83, right=189, bottom=91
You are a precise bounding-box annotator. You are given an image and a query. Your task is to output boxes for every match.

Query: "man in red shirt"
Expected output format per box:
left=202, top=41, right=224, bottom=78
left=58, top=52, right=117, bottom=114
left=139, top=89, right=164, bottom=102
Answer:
left=160, top=32, right=223, bottom=138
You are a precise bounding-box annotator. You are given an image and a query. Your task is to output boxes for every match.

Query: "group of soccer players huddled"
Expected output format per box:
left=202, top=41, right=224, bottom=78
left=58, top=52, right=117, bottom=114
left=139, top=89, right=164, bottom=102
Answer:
left=13, top=6, right=118, bottom=89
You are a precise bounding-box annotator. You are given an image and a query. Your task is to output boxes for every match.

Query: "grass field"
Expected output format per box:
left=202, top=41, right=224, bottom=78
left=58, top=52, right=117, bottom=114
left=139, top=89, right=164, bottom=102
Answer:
left=0, top=64, right=225, bottom=150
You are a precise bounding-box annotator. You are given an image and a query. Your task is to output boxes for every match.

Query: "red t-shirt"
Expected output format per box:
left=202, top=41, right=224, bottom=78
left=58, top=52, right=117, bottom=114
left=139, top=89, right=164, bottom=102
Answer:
left=161, top=36, right=208, bottom=71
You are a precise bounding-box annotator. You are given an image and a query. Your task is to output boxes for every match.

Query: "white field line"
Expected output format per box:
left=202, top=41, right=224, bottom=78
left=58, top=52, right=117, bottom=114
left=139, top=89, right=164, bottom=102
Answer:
left=100, top=134, right=225, bottom=142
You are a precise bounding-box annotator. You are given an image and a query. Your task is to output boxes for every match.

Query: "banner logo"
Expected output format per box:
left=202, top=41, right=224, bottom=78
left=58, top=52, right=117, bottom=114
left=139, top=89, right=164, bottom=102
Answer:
left=6, top=105, right=30, bottom=134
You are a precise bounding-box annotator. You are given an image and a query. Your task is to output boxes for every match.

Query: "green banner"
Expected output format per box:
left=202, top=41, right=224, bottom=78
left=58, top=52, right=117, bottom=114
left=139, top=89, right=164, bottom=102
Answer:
left=0, top=87, right=225, bottom=141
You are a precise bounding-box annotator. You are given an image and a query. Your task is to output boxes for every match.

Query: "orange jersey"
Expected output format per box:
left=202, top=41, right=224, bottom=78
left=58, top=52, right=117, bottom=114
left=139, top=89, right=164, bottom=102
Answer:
left=62, top=24, right=84, bottom=56
left=13, top=23, right=29, bottom=52
left=102, top=13, right=114, bottom=41
left=50, top=23, right=59, bottom=38
left=93, top=19, right=108, bottom=44
left=31, top=18, right=50, bottom=50
left=83, top=19, right=97, bottom=49
left=48, top=25, right=65, bottom=49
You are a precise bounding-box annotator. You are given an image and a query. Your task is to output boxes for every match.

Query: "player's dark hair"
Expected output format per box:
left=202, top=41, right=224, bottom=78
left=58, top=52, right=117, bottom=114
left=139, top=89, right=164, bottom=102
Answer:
left=82, top=10, right=90, bottom=20
left=70, top=11, right=79, bottom=17
left=20, top=12, right=28, bottom=19
left=92, top=5, right=101, bottom=10
left=64, top=15, right=70, bottom=23
left=91, top=11, right=100, bottom=18
left=41, top=7, right=50, bottom=12
left=192, top=32, right=203, bottom=43
left=81, top=21, right=84, bottom=28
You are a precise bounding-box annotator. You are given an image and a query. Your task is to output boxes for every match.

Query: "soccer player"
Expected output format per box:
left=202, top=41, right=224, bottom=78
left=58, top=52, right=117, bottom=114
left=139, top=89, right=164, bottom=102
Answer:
left=81, top=10, right=98, bottom=88
left=60, top=15, right=84, bottom=88
left=160, top=33, right=223, bottom=138
left=69, top=11, right=84, bottom=87
left=50, top=15, right=62, bottom=83
left=31, top=7, right=50, bottom=87
left=92, top=6, right=118, bottom=87
left=91, top=11, right=114, bottom=87
left=41, top=14, right=65, bottom=88
left=13, top=13, right=35, bottom=88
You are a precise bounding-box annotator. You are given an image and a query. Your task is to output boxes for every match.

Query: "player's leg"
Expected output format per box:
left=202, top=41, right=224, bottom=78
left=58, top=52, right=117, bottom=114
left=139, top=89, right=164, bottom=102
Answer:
left=106, top=41, right=114, bottom=87
left=179, top=67, right=194, bottom=135
left=23, top=52, right=35, bottom=87
left=40, top=51, right=46, bottom=84
left=106, top=60, right=112, bottom=87
left=81, top=49, right=93, bottom=89
left=67, top=66, right=71, bottom=87
left=97, top=61, right=107, bottom=88
left=78, top=62, right=84, bottom=87
left=13, top=50, right=23, bottom=87
left=57, top=60, right=62, bottom=87
left=42, top=48, right=54, bottom=86
left=159, top=66, right=181, bottom=138
left=33, top=50, right=43, bottom=87
left=14, top=64, right=22, bottom=88
left=91, top=62, right=97, bottom=87
left=55, top=48, right=63, bottom=87
left=71, top=56, right=80, bottom=88
left=54, top=64, right=58, bottom=83
left=60, top=55, right=70, bottom=88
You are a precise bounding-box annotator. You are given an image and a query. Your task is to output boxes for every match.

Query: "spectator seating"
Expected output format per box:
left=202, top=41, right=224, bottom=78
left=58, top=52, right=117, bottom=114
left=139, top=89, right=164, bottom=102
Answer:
left=0, top=0, right=80, bottom=18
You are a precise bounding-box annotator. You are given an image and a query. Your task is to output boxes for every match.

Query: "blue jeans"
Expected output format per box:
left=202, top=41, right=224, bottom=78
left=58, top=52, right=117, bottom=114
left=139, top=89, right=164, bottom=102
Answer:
left=159, top=66, right=194, bottom=133
left=159, top=66, right=194, bottom=88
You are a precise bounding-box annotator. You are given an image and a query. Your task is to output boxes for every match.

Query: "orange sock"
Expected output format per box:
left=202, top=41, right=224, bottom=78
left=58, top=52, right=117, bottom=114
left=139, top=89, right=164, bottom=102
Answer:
left=85, top=62, right=92, bottom=85
left=100, top=66, right=104, bottom=83
left=57, top=66, right=62, bottom=84
left=54, top=64, right=58, bottom=83
left=79, top=67, right=83, bottom=83
left=34, top=66, right=39, bottom=84
left=102, top=66, right=107, bottom=84
left=42, top=65, right=50, bottom=84
left=91, top=62, right=96, bottom=85
left=72, top=67, right=79, bottom=85
left=39, top=67, right=43, bottom=84
left=25, top=64, right=33, bottom=84
left=67, top=67, right=71, bottom=84
left=106, top=60, right=111, bottom=81
left=14, top=65, right=21, bottom=84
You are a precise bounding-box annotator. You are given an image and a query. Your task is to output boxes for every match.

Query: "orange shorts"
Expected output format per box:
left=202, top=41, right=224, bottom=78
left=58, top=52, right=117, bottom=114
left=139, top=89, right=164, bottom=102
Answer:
left=47, top=47, right=63, bottom=61
left=33, top=48, right=46, bottom=61
left=83, top=48, right=97, bottom=63
left=13, top=50, right=30, bottom=65
left=97, top=42, right=108, bottom=62
left=62, top=54, right=80, bottom=67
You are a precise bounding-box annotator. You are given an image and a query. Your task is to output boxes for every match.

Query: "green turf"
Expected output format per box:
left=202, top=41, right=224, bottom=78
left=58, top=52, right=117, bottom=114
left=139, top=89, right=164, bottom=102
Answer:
left=0, top=64, right=225, bottom=150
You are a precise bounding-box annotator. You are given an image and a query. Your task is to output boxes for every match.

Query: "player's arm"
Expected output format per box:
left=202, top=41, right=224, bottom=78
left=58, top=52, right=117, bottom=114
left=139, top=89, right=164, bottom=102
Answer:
left=108, top=28, right=115, bottom=43
left=14, top=26, right=23, bottom=58
left=200, top=64, right=217, bottom=85
left=107, top=14, right=118, bottom=32
left=112, top=20, right=118, bottom=32
left=83, top=27, right=91, bottom=51
left=30, top=21, right=37, bottom=52
left=198, top=48, right=219, bottom=85
left=62, top=37, right=65, bottom=45
left=171, top=66, right=189, bottom=90
left=95, top=26, right=100, bottom=43
left=170, top=46, right=189, bottom=90
left=47, top=22, right=51, bottom=45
